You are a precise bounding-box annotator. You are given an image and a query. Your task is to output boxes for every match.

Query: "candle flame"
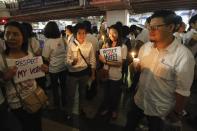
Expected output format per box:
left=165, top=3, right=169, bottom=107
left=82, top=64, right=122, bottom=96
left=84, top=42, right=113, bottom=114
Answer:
left=102, top=35, right=105, bottom=41
left=131, top=52, right=136, bottom=58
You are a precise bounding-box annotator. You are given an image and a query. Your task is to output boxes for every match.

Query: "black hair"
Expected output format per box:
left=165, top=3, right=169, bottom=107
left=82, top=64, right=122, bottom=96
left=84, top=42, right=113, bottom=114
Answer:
left=146, top=17, right=151, bottom=24
left=66, top=25, right=73, bottom=33
left=4, top=21, right=28, bottom=55
left=150, top=10, right=176, bottom=24
left=44, top=21, right=60, bottom=38
left=60, top=30, right=66, bottom=37
left=107, top=24, right=122, bottom=47
left=92, top=26, right=98, bottom=34
left=74, top=23, right=87, bottom=37
left=21, top=22, right=33, bottom=38
left=174, top=15, right=183, bottom=32
left=83, top=20, right=92, bottom=33
left=150, top=10, right=179, bottom=32
left=122, top=25, right=130, bottom=38
left=189, top=14, right=197, bottom=25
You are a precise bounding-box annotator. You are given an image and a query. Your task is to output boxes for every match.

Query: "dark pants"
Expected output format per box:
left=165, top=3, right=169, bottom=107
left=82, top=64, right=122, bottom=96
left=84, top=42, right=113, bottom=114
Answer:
left=125, top=102, right=163, bottom=131
left=49, top=70, right=67, bottom=107
left=0, top=102, right=9, bottom=131
left=12, top=108, right=42, bottom=131
left=101, top=79, right=122, bottom=112
left=66, top=74, right=89, bottom=115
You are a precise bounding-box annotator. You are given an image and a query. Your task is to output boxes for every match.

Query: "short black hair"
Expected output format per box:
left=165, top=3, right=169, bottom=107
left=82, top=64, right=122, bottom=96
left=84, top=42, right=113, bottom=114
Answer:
left=21, top=22, right=33, bottom=38
left=150, top=10, right=177, bottom=25
left=150, top=10, right=179, bottom=32
left=83, top=20, right=92, bottom=33
left=74, top=23, right=87, bottom=37
left=174, top=15, right=183, bottom=32
left=189, top=14, right=197, bottom=25
left=44, top=21, right=60, bottom=38
left=66, top=25, right=73, bottom=33
left=4, top=21, right=28, bottom=54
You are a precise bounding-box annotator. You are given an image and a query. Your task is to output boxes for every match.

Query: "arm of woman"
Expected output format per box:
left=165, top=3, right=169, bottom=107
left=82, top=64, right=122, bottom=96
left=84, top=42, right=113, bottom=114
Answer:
left=89, top=45, right=96, bottom=80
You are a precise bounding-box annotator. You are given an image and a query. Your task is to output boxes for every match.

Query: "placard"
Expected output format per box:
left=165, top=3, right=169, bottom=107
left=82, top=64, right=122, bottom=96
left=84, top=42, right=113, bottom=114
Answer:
left=14, top=56, right=45, bottom=83
left=100, top=46, right=122, bottom=62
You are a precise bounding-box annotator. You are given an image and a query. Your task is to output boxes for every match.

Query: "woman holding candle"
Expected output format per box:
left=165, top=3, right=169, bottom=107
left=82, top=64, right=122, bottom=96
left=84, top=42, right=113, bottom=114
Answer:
left=99, top=24, right=127, bottom=119
left=65, top=23, right=96, bottom=119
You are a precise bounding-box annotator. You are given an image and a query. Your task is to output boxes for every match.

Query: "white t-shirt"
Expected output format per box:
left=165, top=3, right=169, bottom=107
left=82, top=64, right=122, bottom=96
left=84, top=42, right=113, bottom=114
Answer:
left=0, top=53, right=37, bottom=109
left=42, top=38, right=66, bottom=73
left=86, top=33, right=99, bottom=53
left=136, top=28, right=149, bottom=44
left=103, top=44, right=128, bottom=81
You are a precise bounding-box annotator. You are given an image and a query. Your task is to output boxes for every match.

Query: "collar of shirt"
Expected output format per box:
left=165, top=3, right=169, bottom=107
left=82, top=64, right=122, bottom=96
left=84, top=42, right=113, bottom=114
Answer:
left=149, top=38, right=179, bottom=53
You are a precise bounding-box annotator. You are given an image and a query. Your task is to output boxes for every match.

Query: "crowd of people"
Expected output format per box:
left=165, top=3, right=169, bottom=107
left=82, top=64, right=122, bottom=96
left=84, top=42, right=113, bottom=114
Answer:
left=0, top=9, right=196, bottom=131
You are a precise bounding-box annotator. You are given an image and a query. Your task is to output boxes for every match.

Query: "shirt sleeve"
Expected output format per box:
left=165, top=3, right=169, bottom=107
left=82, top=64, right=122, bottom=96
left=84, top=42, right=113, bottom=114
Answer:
left=175, top=51, right=195, bottom=96
left=89, top=44, right=96, bottom=69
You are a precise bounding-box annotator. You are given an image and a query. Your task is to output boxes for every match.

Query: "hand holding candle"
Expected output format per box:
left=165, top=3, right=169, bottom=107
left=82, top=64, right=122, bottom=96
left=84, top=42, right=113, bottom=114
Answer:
left=131, top=51, right=140, bottom=68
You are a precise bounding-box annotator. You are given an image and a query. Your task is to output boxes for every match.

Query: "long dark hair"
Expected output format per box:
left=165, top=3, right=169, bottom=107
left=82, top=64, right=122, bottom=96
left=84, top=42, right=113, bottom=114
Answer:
left=107, top=24, right=122, bottom=47
left=44, top=21, right=60, bottom=38
left=4, top=21, right=28, bottom=55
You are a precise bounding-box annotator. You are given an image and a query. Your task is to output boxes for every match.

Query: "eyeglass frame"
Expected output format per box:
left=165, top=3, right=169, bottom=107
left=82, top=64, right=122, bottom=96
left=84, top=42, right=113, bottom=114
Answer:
left=147, top=24, right=168, bottom=31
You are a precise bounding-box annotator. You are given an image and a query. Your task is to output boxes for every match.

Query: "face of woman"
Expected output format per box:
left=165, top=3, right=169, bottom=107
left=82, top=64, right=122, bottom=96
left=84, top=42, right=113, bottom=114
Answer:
left=76, top=29, right=86, bottom=44
left=109, top=28, right=118, bottom=42
left=4, top=25, right=23, bottom=49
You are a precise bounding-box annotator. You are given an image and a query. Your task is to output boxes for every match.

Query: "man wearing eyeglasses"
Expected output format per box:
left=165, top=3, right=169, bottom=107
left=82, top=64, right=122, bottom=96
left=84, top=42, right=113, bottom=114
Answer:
left=125, top=10, right=195, bottom=131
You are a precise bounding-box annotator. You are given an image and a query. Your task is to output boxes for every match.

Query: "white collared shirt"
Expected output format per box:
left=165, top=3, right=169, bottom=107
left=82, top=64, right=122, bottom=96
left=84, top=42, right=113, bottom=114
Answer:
left=134, top=38, right=195, bottom=117
left=66, top=39, right=96, bottom=72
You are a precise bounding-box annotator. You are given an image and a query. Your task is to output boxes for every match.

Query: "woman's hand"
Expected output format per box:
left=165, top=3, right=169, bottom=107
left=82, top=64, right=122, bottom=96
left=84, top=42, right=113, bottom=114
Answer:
left=165, top=110, right=181, bottom=123
left=3, top=66, right=17, bottom=80
left=41, top=64, right=49, bottom=73
left=99, top=55, right=106, bottom=64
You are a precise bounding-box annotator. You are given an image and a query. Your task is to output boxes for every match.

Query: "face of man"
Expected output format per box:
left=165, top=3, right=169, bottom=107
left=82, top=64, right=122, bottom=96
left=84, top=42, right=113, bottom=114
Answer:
left=148, top=17, right=174, bottom=43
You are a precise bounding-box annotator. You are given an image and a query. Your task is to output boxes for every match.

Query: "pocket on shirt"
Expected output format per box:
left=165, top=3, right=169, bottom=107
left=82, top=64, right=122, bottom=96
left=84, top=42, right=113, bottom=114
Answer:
left=155, top=63, right=174, bottom=81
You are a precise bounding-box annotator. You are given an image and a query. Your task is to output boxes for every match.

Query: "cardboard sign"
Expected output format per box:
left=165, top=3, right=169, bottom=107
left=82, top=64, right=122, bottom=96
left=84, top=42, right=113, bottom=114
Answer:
left=14, top=56, right=45, bottom=83
left=100, top=46, right=122, bottom=62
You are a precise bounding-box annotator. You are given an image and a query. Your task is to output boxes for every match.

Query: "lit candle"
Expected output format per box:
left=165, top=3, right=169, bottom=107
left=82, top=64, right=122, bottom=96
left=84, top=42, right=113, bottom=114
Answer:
left=102, top=35, right=105, bottom=44
left=131, top=52, right=136, bottom=59
left=131, top=51, right=140, bottom=67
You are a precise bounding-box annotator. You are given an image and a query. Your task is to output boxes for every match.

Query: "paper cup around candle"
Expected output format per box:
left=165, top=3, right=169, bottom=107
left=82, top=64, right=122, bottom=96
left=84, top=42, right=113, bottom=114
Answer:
left=133, top=58, right=140, bottom=67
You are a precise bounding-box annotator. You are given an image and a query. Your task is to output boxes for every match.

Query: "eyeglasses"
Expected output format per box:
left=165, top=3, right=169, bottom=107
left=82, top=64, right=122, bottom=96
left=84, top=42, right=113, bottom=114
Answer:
left=147, top=24, right=167, bottom=31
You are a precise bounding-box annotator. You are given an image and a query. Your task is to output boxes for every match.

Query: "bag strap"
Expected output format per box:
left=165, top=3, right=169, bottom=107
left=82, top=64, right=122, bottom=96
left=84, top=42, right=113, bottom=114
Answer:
left=73, top=40, right=89, bottom=66
left=29, top=38, right=35, bottom=56
left=1, top=53, right=24, bottom=106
